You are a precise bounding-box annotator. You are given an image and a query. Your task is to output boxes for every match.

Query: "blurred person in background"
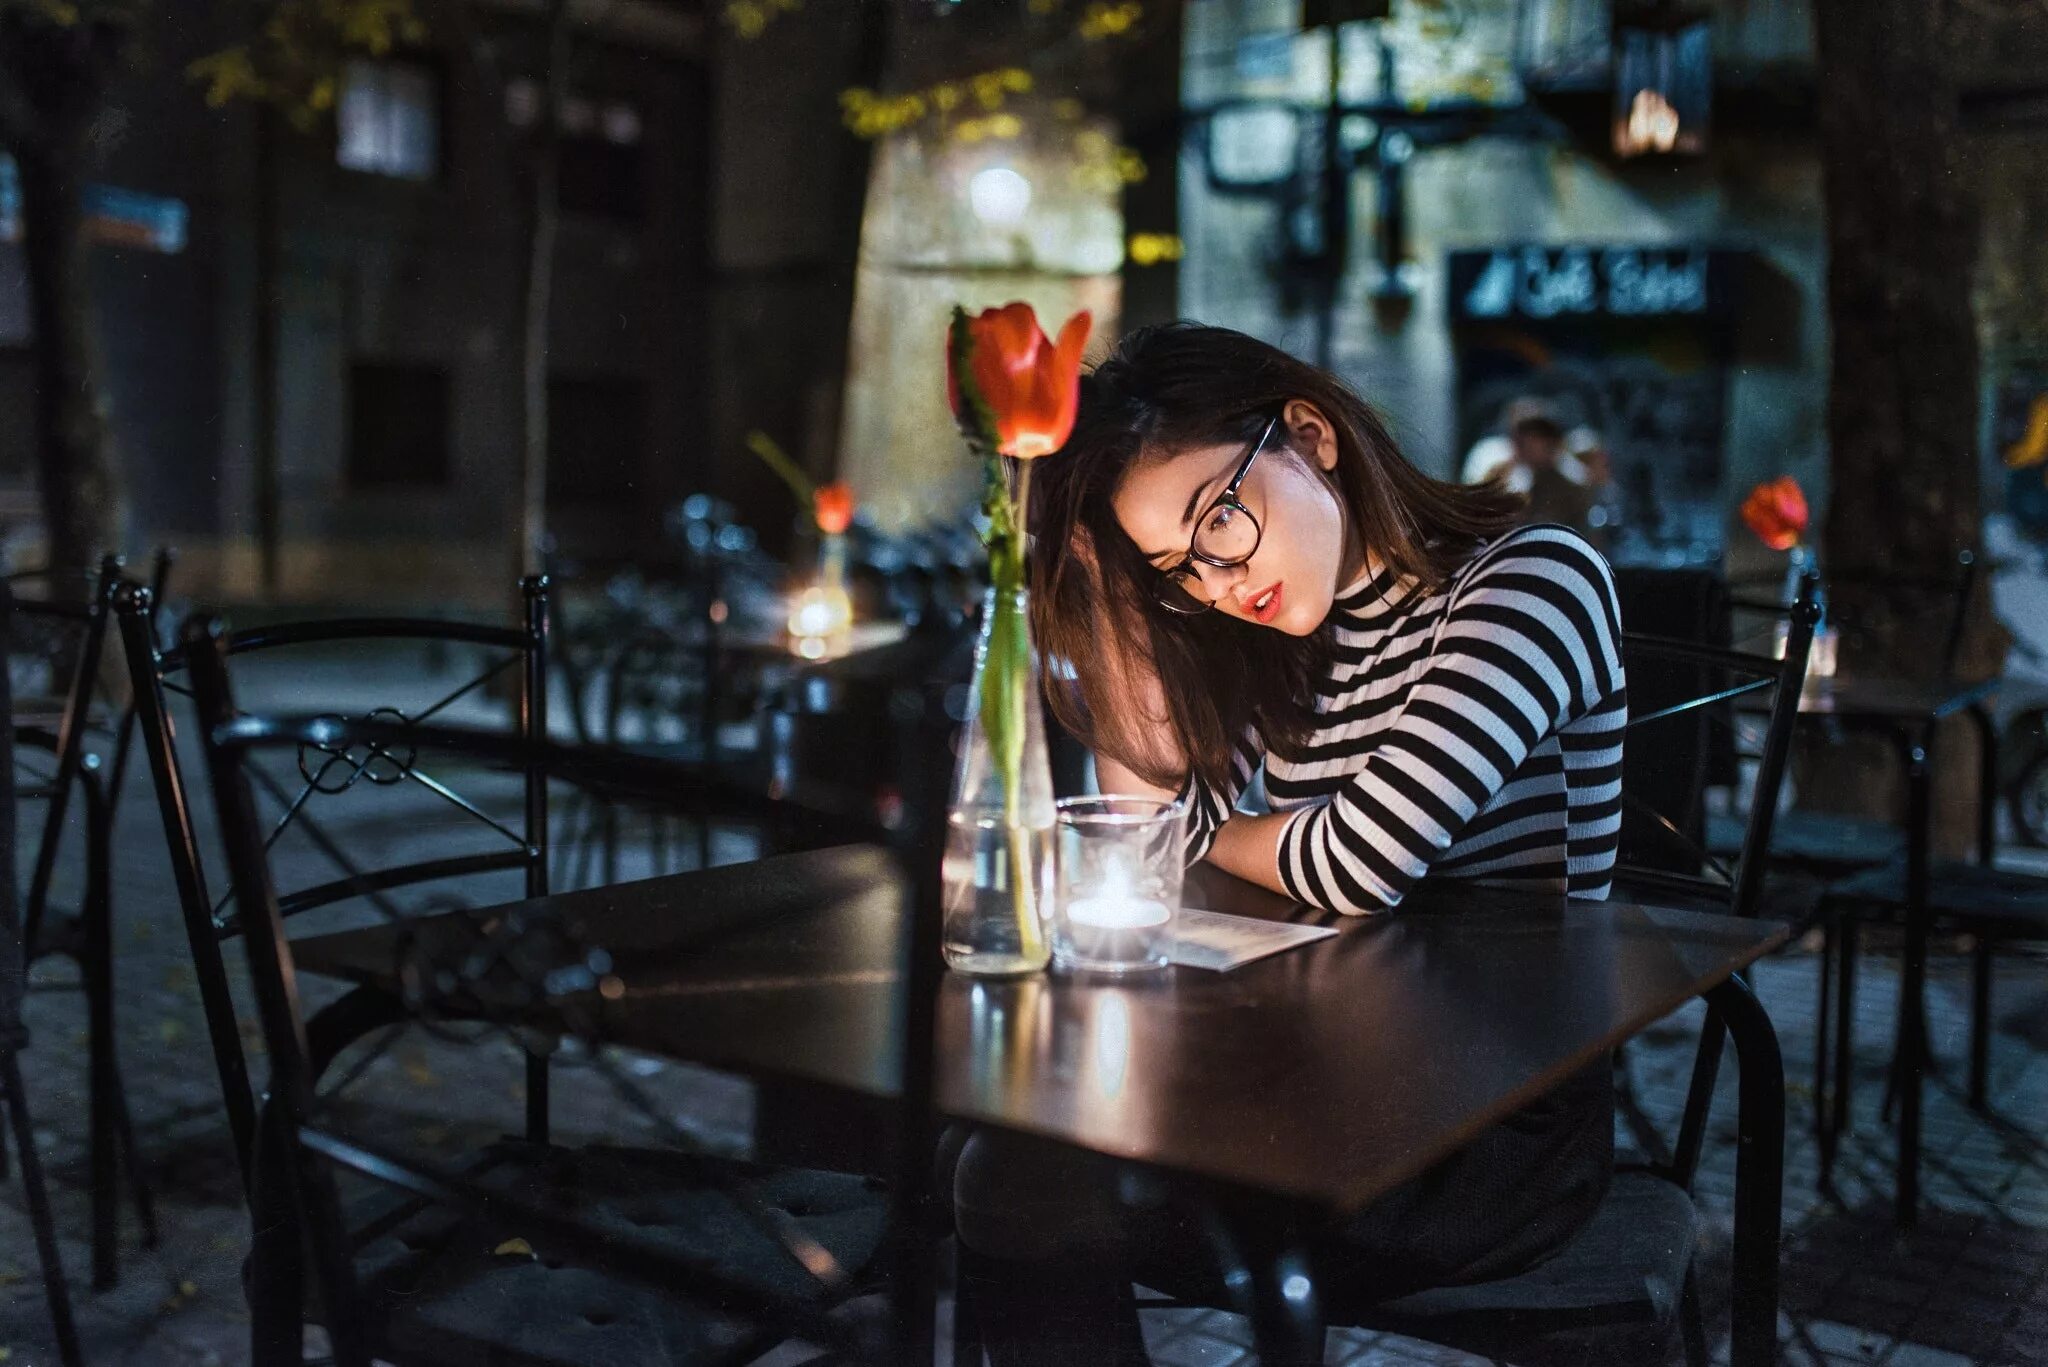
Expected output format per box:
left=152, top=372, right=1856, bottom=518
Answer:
left=1463, top=401, right=1612, bottom=549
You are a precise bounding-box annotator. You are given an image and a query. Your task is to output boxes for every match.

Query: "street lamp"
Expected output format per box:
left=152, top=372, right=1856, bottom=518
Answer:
left=1612, top=2, right=1712, bottom=160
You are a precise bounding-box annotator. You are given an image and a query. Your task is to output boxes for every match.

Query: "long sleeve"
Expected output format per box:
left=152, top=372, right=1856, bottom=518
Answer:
left=1276, top=527, right=1625, bottom=915
left=1177, top=726, right=1264, bottom=865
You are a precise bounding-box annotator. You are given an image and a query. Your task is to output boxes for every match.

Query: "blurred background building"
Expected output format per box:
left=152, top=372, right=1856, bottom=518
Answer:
left=1, top=0, right=2045, bottom=604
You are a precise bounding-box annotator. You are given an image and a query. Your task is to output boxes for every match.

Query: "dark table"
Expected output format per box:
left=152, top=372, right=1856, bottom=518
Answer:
left=1787, top=674, right=2000, bottom=1225
left=291, top=849, right=1791, bottom=1364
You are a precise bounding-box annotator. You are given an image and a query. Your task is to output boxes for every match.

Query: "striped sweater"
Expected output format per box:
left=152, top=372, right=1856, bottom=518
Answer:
left=1181, top=524, right=1628, bottom=916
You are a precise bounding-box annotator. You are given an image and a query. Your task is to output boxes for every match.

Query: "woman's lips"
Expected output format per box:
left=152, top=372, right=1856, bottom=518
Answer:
left=1249, top=581, right=1284, bottom=624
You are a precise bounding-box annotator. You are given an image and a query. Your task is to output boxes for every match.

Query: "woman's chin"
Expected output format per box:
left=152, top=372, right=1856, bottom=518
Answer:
left=1266, top=604, right=1321, bottom=636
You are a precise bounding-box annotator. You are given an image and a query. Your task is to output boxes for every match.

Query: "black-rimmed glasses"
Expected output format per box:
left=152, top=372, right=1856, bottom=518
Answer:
left=1153, top=416, right=1279, bottom=616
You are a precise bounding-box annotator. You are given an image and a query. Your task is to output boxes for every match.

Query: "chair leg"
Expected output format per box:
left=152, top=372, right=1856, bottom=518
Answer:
left=112, top=1060, right=159, bottom=1248
left=1678, top=1264, right=1710, bottom=1367
left=1969, top=935, right=1993, bottom=1111
left=3, top=1051, right=85, bottom=1367
left=1832, top=910, right=1858, bottom=1159
left=950, top=1240, right=986, bottom=1367
left=1244, top=1228, right=1325, bottom=1367
left=85, top=878, right=118, bottom=1290
left=1814, top=914, right=1835, bottom=1163
left=525, top=1049, right=551, bottom=1145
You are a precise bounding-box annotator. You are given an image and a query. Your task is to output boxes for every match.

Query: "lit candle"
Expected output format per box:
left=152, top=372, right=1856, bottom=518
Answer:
left=1058, top=857, right=1172, bottom=972
left=1064, top=897, right=1172, bottom=931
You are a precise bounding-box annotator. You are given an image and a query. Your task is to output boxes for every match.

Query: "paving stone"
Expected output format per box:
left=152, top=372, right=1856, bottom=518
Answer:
left=1799, top=1318, right=1889, bottom=1357
left=1884, top=1342, right=1979, bottom=1367
left=1148, top=1330, right=1249, bottom=1367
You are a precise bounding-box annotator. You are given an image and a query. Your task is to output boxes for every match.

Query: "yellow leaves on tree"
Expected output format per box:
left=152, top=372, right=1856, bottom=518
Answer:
left=187, top=0, right=427, bottom=127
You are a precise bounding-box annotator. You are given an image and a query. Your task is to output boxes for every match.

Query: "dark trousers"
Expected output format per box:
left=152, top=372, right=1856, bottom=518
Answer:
left=946, top=1058, right=1615, bottom=1365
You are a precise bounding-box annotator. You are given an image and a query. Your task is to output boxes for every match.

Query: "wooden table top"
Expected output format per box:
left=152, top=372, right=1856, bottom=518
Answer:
left=292, top=849, right=1788, bottom=1214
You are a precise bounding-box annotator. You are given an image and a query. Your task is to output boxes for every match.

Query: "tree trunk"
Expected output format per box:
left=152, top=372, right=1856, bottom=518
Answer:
left=1809, top=0, right=1996, bottom=844
left=15, top=144, right=116, bottom=579
left=514, top=0, right=571, bottom=583
left=254, top=104, right=283, bottom=593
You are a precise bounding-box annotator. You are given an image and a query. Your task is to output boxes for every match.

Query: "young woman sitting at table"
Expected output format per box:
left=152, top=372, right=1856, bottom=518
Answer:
left=945, top=323, right=1629, bottom=1364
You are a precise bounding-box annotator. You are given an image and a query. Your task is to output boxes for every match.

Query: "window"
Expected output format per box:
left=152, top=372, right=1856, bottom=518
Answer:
left=506, top=79, right=647, bottom=220
left=548, top=376, right=647, bottom=506
left=348, top=362, right=451, bottom=489
left=337, top=60, right=440, bottom=181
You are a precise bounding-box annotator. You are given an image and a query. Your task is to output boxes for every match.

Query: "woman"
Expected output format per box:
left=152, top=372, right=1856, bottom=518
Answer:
left=949, top=323, right=1628, bottom=1363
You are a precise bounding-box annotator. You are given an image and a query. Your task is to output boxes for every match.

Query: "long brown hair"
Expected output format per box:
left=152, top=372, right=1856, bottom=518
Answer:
left=1030, top=322, right=1523, bottom=791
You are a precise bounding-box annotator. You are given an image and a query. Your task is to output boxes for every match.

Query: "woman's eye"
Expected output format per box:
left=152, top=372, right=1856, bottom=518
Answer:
left=1205, top=504, right=1241, bottom=536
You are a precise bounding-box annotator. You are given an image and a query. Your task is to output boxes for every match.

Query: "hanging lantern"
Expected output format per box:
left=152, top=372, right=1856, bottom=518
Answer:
left=1611, top=2, right=1712, bottom=159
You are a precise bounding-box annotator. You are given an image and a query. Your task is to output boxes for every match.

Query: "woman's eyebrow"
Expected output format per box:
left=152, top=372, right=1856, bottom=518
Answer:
left=1139, top=472, right=1226, bottom=562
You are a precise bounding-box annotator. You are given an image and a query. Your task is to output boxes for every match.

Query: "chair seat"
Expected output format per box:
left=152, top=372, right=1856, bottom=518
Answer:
left=1708, top=809, right=1904, bottom=873
left=1827, top=858, right=2048, bottom=932
left=1355, top=1169, right=1696, bottom=1351
left=355, top=1143, right=888, bottom=1367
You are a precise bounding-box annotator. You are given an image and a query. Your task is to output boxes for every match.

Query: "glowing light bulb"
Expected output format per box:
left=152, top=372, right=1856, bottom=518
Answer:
left=968, top=165, right=1032, bottom=225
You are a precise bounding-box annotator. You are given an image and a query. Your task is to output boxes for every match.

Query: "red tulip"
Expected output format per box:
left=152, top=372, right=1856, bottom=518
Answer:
left=1741, top=476, right=1809, bottom=552
left=814, top=482, right=854, bottom=535
left=946, top=302, right=1091, bottom=459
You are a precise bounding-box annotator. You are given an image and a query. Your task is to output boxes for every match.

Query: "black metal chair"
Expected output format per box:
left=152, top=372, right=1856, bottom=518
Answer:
left=116, top=577, right=555, bottom=1192
left=553, top=576, right=719, bottom=883
left=0, top=582, right=84, bottom=1367
left=1068, top=583, right=1821, bottom=1367
left=181, top=613, right=952, bottom=1367
left=7, top=550, right=171, bottom=1286
left=1712, top=551, right=1983, bottom=880
left=1815, top=793, right=2048, bottom=1167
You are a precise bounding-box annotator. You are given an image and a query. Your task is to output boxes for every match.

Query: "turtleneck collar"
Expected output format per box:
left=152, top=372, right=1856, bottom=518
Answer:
left=1330, top=558, right=1419, bottom=622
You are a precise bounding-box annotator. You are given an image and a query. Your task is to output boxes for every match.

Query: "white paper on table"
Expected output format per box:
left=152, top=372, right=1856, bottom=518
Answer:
left=1165, top=907, right=1337, bottom=972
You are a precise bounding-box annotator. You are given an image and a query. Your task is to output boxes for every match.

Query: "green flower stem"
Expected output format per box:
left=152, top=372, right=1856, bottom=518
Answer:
left=975, top=455, right=1043, bottom=961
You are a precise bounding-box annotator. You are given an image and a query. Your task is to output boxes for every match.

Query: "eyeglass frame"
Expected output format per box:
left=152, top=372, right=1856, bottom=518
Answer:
left=1153, top=415, right=1281, bottom=615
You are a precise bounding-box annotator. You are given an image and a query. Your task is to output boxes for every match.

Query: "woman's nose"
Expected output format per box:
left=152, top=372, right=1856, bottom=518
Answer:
left=1189, top=558, right=1248, bottom=605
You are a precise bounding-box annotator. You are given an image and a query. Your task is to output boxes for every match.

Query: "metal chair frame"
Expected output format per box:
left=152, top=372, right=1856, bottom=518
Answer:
left=0, top=583, right=84, bottom=1366
left=117, top=577, right=553, bottom=1191
left=182, top=615, right=949, bottom=1367
left=1610, top=580, right=1819, bottom=1190
left=6, top=550, right=172, bottom=1287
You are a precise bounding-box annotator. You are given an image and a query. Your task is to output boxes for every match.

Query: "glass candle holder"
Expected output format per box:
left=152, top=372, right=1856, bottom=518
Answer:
left=1054, top=796, right=1183, bottom=974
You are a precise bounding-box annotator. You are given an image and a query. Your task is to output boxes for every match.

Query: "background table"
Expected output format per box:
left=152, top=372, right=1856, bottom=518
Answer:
left=1787, top=674, right=2000, bottom=1223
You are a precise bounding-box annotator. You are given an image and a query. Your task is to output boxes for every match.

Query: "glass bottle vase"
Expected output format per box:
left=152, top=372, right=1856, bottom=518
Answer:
left=942, top=587, right=1055, bottom=977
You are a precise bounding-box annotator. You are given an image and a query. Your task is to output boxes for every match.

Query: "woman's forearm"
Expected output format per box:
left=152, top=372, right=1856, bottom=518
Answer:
left=1092, top=752, right=1178, bottom=802
left=1203, top=810, right=1291, bottom=895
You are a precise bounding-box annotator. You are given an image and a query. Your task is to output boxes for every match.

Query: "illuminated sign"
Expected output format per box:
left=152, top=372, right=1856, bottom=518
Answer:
left=1448, top=245, right=1739, bottom=323
left=0, top=157, right=188, bottom=254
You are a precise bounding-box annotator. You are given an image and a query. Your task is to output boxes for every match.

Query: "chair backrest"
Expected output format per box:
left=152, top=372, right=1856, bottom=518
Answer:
left=116, top=577, right=550, bottom=1186
left=4, top=553, right=173, bottom=951
left=1614, top=575, right=1820, bottom=920
left=183, top=612, right=952, bottom=1365
left=1614, top=575, right=1819, bottom=1191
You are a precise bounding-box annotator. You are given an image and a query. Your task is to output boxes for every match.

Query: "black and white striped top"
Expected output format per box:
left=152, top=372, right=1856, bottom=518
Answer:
left=1180, top=524, right=1627, bottom=916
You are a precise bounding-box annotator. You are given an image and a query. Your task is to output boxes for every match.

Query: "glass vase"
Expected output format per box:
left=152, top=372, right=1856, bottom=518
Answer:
left=942, top=587, right=1055, bottom=978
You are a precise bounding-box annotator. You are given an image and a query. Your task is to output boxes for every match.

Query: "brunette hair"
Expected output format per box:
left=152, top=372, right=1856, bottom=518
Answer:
left=1030, top=323, right=1524, bottom=791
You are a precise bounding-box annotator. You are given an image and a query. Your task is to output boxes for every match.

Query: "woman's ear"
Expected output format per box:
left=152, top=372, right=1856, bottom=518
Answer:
left=1282, top=398, right=1340, bottom=472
